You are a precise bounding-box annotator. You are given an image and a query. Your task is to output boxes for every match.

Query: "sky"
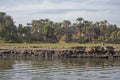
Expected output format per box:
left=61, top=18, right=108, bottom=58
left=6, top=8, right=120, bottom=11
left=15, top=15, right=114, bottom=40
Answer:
left=0, top=0, right=120, bottom=27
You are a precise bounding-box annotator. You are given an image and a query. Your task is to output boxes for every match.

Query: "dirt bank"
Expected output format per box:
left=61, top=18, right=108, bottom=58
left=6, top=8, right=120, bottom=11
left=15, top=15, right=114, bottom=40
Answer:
left=0, top=46, right=120, bottom=59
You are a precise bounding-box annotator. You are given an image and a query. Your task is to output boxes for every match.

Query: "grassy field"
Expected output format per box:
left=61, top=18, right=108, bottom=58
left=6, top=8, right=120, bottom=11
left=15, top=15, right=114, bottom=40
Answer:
left=0, top=42, right=120, bottom=49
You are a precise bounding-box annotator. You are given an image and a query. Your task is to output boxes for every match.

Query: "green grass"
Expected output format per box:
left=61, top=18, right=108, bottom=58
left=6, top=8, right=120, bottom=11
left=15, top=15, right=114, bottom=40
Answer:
left=0, top=42, right=120, bottom=49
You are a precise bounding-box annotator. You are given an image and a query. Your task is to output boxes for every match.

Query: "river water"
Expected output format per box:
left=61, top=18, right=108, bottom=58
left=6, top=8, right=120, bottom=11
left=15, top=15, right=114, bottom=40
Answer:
left=0, top=58, right=120, bottom=80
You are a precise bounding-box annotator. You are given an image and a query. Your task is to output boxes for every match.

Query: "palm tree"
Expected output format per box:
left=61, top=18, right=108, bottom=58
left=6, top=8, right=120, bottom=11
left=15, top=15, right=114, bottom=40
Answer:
left=0, top=12, right=6, bottom=23
left=83, top=20, right=89, bottom=36
left=45, top=18, right=49, bottom=23
left=62, top=20, right=71, bottom=28
left=76, top=17, right=83, bottom=38
left=99, top=20, right=108, bottom=41
left=76, top=17, right=83, bottom=22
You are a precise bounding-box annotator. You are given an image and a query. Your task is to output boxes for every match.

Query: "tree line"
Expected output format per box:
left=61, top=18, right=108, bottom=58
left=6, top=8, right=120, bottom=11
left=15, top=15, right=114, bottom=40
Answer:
left=0, top=12, right=120, bottom=43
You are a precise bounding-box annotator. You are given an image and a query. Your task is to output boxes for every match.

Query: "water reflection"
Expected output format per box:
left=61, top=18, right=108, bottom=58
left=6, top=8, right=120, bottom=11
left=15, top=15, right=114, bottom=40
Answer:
left=0, top=58, right=120, bottom=80
left=0, top=59, right=13, bottom=71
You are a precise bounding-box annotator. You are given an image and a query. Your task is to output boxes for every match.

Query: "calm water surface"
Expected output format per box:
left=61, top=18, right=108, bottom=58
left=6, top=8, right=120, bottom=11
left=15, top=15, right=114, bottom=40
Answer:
left=0, top=58, right=120, bottom=80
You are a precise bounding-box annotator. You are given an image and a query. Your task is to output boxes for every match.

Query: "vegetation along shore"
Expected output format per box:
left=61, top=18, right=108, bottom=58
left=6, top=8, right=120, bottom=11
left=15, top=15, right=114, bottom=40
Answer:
left=0, top=43, right=120, bottom=59
left=0, top=12, right=120, bottom=43
left=0, top=12, right=120, bottom=59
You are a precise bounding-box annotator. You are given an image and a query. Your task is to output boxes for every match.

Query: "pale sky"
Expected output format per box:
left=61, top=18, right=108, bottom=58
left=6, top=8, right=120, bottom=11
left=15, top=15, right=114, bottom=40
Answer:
left=0, top=0, right=120, bottom=27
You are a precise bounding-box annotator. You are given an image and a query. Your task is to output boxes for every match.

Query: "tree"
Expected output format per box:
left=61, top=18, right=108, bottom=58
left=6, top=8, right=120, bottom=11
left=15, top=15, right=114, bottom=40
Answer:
left=76, top=17, right=83, bottom=39
left=1, top=12, right=120, bottom=43
left=99, top=20, right=108, bottom=40
left=0, top=12, right=6, bottom=22
left=110, top=31, right=117, bottom=42
left=43, top=23, right=54, bottom=38
left=0, top=12, right=17, bottom=42
left=117, top=30, right=120, bottom=42
left=62, top=20, right=71, bottom=28
left=83, top=20, right=89, bottom=36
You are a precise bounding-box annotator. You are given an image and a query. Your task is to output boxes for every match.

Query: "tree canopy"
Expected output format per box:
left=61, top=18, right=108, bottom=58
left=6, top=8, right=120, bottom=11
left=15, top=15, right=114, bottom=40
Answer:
left=0, top=12, right=120, bottom=43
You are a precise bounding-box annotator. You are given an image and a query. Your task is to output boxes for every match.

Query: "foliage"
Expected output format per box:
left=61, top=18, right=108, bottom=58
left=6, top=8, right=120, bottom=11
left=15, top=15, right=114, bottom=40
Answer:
left=0, top=12, right=17, bottom=42
left=0, top=12, right=120, bottom=43
left=43, top=23, right=54, bottom=38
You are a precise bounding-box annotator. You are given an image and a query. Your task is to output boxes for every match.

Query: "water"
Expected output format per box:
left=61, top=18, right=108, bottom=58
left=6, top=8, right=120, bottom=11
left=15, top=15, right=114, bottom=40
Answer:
left=0, top=58, right=120, bottom=80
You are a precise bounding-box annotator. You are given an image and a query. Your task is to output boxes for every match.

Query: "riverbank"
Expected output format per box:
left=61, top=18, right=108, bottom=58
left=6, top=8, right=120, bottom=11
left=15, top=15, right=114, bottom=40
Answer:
left=0, top=43, right=120, bottom=48
left=0, top=43, right=120, bottom=59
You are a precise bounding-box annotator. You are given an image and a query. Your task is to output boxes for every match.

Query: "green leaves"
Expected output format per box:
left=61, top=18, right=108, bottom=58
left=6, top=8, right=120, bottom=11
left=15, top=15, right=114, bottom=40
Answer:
left=0, top=12, right=17, bottom=42
left=43, top=22, right=54, bottom=38
left=0, top=12, right=120, bottom=43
